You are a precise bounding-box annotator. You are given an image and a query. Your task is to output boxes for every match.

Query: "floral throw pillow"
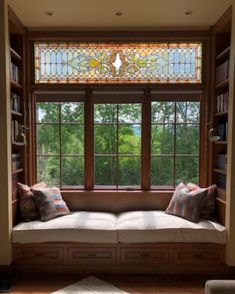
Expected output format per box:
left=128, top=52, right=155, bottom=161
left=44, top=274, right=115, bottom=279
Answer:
left=165, top=183, right=207, bottom=223
left=32, top=187, right=70, bottom=221
left=17, top=182, right=47, bottom=222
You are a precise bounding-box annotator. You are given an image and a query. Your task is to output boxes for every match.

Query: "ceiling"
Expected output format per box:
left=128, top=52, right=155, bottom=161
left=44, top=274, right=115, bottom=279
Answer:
left=7, top=0, right=233, bottom=30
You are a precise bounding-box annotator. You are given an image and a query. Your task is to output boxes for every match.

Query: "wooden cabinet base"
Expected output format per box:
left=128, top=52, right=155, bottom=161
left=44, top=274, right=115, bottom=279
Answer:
left=13, top=243, right=226, bottom=274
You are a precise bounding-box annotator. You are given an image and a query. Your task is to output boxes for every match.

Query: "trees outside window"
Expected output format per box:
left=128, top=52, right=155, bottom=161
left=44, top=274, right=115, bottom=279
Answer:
left=35, top=93, right=200, bottom=189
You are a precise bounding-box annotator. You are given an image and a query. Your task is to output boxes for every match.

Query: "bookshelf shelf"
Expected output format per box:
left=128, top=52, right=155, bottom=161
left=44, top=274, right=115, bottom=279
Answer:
left=10, top=47, right=22, bottom=62
left=216, top=46, right=230, bottom=62
left=213, top=168, right=226, bottom=175
left=10, top=80, right=22, bottom=90
left=213, top=141, right=227, bottom=145
left=11, top=110, right=23, bottom=117
left=215, top=197, right=226, bottom=205
left=12, top=141, right=27, bottom=147
left=216, top=79, right=229, bottom=90
left=215, top=111, right=228, bottom=117
left=12, top=168, right=24, bottom=175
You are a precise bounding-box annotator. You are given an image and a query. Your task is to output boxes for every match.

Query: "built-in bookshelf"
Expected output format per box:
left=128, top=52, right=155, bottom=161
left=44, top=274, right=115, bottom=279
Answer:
left=210, top=7, right=232, bottom=225
left=8, top=7, right=26, bottom=224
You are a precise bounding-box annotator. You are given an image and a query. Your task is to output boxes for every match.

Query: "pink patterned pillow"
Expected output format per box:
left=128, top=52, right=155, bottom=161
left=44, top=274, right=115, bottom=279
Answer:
left=32, top=187, right=70, bottom=221
left=166, top=183, right=207, bottom=222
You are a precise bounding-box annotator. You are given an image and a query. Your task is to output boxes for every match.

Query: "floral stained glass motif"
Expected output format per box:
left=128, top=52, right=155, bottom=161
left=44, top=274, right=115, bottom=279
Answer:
left=35, top=42, right=202, bottom=84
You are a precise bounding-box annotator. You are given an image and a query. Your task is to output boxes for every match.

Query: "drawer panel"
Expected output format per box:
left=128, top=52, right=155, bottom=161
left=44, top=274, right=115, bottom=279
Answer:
left=67, top=247, right=117, bottom=265
left=14, top=247, right=64, bottom=264
left=120, top=247, right=169, bottom=265
left=174, top=248, right=223, bottom=266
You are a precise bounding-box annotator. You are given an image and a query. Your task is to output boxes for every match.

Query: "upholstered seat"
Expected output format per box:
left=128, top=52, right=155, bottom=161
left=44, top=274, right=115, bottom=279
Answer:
left=12, top=211, right=226, bottom=244
left=205, top=280, right=235, bottom=294
left=12, top=211, right=118, bottom=244
left=117, top=211, right=226, bottom=244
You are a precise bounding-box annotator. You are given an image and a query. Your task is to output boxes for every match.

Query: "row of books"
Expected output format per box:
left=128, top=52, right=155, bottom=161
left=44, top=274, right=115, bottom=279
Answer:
left=11, top=93, right=21, bottom=113
left=10, top=62, right=20, bottom=84
left=217, top=174, right=226, bottom=190
left=12, top=174, right=18, bottom=201
left=216, top=59, right=229, bottom=85
left=217, top=122, right=228, bottom=141
left=11, top=120, right=22, bottom=143
left=216, top=153, right=227, bottom=170
left=12, top=153, right=21, bottom=171
left=216, top=92, right=229, bottom=113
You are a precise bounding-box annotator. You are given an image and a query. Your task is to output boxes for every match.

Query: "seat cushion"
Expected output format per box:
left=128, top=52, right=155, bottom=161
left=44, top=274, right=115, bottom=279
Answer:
left=117, top=211, right=226, bottom=244
left=12, top=211, right=118, bottom=244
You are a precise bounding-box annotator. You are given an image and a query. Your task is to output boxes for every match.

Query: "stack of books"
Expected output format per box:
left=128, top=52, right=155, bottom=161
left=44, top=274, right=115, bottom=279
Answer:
left=216, top=60, right=229, bottom=84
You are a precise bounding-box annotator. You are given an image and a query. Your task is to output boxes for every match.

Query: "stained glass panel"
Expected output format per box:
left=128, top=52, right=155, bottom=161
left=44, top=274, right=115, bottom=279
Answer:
left=35, top=42, right=202, bottom=84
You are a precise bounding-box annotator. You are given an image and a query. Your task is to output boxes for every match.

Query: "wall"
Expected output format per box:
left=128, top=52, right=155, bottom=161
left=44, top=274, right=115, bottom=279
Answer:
left=225, top=2, right=235, bottom=266
left=0, top=0, right=13, bottom=265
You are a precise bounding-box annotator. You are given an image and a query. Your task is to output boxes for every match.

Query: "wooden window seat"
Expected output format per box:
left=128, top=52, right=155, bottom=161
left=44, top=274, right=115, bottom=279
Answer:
left=12, top=210, right=226, bottom=274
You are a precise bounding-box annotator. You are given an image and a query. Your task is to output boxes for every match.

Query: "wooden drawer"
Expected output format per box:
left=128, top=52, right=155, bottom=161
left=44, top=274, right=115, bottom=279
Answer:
left=174, top=248, right=223, bottom=266
left=67, top=247, right=117, bottom=265
left=120, top=247, right=169, bottom=265
left=14, top=247, right=64, bottom=264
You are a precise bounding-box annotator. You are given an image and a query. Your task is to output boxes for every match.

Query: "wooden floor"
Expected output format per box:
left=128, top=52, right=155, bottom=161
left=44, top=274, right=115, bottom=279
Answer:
left=7, top=274, right=235, bottom=294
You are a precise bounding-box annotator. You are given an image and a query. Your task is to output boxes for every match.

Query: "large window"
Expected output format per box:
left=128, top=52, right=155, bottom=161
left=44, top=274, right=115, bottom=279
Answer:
left=35, top=91, right=201, bottom=189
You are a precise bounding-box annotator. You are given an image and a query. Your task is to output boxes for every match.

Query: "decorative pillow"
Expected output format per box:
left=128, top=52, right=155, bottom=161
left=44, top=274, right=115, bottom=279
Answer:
left=165, top=183, right=207, bottom=222
left=17, top=182, right=47, bottom=222
left=187, top=183, right=217, bottom=220
left=32, top=187, right=70, bottom=221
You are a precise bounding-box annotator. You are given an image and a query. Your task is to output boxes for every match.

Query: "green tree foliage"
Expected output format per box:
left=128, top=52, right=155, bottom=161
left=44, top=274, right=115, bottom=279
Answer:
left=36, top=101, right=200, bottom=188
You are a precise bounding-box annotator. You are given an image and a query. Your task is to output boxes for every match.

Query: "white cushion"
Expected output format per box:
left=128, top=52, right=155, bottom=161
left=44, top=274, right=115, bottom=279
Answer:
left=12, top=211, right=118, bottom=244
left=117, top=211, right=226, bottom=244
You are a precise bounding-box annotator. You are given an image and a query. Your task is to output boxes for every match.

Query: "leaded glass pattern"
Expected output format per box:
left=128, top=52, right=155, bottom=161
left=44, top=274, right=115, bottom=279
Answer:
left=35, top=42, right=202, bottom=84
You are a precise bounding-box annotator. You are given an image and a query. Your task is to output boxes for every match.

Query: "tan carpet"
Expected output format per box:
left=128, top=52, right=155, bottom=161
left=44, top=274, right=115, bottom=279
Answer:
left=52, top=276, right=129, bottom=294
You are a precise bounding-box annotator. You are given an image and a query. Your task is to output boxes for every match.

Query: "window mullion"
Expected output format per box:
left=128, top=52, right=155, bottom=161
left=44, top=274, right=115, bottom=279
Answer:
left=85, top=88, right=93, bottom=190
left=141, top=88, right=151, bottom=190
left=59, top=103, right=62, bottom=188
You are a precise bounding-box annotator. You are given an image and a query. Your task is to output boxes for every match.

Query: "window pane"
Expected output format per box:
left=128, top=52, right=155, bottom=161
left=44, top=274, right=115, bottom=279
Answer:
left=62, top=125, right=84, bottom=154
left=37, top=125, right=60, bottom=155
left=94, top=125, right=117, bottom=154
left=119, top=156, right=140, bottom=186
left=37, top=102, right=60, bottom=123
left=62, top=157, right=84, bottom=186
left=176, top=101, right=200, bottom=123
left=37, top=156, right=60, bottom=186
left=176, top=124, right=199, bottom=154
left=118, top=104, right=142, bottom=123
left=61, top=102, right=84, bottom=123
left=151, top=156, right=174, bottom=186
left=94, top=104, right=117, bottom=123
left=151, top=124, right=174, bottom=155
left=176, top=156, right=199, bottom=185
left=95, top=156, right=117, bottom=186
left=152, top=102, right=175, bottom=123
left=119, top=125, right=141, bottom=154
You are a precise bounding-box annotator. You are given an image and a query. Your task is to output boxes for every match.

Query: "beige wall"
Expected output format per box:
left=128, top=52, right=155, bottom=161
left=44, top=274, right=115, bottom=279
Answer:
left=0, top=0, right=13, bottom=265
left=225, top=2, right=235, bottom=266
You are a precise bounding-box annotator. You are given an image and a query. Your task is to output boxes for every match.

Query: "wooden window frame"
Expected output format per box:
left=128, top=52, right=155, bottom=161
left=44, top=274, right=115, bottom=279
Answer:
left=33, top=89, right=204, bottom=191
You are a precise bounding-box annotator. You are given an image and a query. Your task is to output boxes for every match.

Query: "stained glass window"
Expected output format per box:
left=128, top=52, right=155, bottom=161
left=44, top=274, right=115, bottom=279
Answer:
left=35, top=42, right=202, bottom=84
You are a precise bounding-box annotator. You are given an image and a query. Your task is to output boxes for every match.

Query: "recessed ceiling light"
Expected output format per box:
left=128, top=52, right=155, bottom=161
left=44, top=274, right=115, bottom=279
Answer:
left=115, top=12, right=123, bottom=16
left=185, top=10, right=193, bottom=15
left=45, top=11, right=54, bottom=16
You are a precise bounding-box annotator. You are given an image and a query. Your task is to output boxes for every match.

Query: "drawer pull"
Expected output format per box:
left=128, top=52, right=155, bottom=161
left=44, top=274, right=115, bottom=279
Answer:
left=34, top=253, right=44, bottom=257
left=193, top=254, right=203, bottom=259
left=140, top=253, right=149, bottom=257
left=88, top=253, right=97, bottom=257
